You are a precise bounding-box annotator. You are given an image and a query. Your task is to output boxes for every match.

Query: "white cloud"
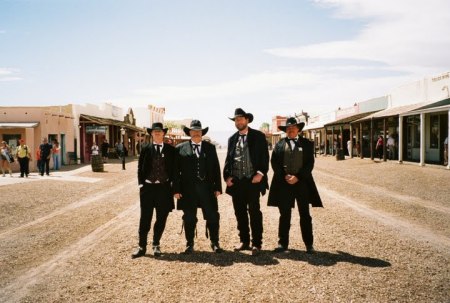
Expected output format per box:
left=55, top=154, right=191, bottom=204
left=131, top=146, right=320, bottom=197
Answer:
left=0, top=30, right=6, bottom=34
left=115, top=0, right=450, bottom=135
left=134, top=71, right=320, bottom=101
left=0, top=68, right=22, bottom=81
left=265, top=0, right=450, bottom=72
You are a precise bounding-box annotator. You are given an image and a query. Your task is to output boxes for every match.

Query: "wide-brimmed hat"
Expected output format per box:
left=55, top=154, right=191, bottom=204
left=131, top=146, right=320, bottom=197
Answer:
left=183, top=120, right=209, bottom=136
left=229, top=108, right=254, bottom=123
left=147, top=122, right=168, bottom=134
left=278, top=117, right=305, bottom=132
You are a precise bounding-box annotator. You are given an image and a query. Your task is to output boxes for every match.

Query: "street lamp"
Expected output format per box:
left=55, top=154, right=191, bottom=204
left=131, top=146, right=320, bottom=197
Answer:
left=120, top=127, right=126, bottom=170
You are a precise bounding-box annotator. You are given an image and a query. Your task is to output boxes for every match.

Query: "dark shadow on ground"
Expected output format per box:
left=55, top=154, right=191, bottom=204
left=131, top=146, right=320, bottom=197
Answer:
left=144, top=250, right=280, bottom=267
left=274, top=249, right=391, bottom=267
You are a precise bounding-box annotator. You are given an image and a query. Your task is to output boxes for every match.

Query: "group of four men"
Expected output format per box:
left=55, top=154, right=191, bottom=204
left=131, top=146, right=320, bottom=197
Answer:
left=132, top=108, right=323, bottom=258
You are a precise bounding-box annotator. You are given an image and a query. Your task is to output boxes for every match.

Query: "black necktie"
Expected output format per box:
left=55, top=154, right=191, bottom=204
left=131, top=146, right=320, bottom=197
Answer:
left=154, top=144, right=161, bottom=155
left=239, top=134, right=246, bottom=147
left=193, top=144, right=200, bottom=157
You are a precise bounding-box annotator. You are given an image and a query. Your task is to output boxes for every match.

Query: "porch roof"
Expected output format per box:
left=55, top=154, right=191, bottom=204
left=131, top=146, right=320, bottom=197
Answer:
left=352, top=103, right=427, bottom=123
left=324, top=111, right=379, bottom=128
left=0, top=122, right=39, bottom=128
left=80, top=114, right=143, bottom=132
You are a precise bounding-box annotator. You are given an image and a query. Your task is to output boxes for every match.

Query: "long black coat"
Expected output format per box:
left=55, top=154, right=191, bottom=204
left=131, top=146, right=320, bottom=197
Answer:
left=268, top=137, right=323, bottom=208
left=223, top=127, right=270, bottom=195
left=137, top=143, right=176, bottom=210
left=173, top=141, right=222, bottom=211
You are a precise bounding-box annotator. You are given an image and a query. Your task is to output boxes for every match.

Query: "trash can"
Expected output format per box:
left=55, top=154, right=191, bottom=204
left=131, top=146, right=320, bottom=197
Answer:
left=336, top=148, right=345, bottom=161
left=91, top=154, right=104, bottom=172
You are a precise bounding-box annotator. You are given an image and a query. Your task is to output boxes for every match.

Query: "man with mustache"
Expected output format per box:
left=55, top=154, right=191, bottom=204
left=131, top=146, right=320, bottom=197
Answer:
left=173, top=120, right=223, bottom=254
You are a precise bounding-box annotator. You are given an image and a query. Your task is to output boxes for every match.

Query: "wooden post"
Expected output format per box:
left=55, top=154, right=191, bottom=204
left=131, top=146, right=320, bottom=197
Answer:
left=383, top=118, right=387, bottom=162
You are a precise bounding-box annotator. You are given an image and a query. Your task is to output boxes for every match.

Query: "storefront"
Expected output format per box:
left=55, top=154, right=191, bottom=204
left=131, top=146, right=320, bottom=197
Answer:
left=79, top=114, right=144, bottom=163
left=400, top=98, right=450, bottom=167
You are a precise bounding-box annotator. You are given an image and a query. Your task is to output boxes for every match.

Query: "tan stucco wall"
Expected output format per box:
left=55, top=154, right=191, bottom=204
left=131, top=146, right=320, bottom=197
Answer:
left=0, top=106, right=76, bottom=171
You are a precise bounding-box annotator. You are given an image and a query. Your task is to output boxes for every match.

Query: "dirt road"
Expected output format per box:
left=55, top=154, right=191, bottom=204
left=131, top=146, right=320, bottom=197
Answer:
left=0, top=152, right=449, bottom=302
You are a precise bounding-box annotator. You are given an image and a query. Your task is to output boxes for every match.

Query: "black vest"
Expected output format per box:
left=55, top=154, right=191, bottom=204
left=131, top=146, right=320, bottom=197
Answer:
left=195, top=153, right=207, bottom=181
left=283, top=140, right=303, bottom=174
left=147, top=154, right=168, bottom=183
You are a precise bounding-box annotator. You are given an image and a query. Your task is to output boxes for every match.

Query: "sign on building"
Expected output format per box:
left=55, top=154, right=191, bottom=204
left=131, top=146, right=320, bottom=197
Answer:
left=86, top=126, right=107, bottom=134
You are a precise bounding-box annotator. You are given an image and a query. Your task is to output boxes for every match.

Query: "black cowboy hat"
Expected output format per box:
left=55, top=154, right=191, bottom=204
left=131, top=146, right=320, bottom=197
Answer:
left=278, top=117, right=305, bottom=132
left=183, top=120, right=209, bottom=136
left=229, top=108, right=254, bottom=123
left=147, top=122, right=168, bottom=134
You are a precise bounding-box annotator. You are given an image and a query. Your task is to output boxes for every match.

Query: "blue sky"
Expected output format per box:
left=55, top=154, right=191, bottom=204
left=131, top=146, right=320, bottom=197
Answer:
left=1, top=0, right=450, bottom=139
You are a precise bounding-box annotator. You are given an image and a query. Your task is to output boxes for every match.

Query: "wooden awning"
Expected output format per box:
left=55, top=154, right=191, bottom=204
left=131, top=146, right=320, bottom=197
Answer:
left=80, top=114, right=143, bottom=132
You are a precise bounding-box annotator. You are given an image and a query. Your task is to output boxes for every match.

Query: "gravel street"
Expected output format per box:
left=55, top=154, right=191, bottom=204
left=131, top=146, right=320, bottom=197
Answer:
left=0, top=151, right=449, bottom=302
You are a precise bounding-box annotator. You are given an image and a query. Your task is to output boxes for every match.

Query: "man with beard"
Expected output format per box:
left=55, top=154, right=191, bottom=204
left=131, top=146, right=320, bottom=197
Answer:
left=132, top=122, right=176, bottom=258
left=224, top=108, right=269, bottom=255
left=173, top=120, right=223, bottom=254
left=268, top=117, right=323, bottom=254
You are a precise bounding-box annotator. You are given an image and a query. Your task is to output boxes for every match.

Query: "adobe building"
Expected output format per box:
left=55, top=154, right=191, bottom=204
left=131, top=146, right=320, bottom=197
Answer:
left=0, top=105, right=75, bottom=171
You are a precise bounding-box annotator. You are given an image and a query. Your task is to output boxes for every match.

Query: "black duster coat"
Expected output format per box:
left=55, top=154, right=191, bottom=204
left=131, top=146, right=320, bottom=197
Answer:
left=268, top=137, right=323, bottom=208
left=137, top=142, right=176, bottom=211
left=223, top=127, right=270, bottom=196
left=173, top=141, right=222, bottom=211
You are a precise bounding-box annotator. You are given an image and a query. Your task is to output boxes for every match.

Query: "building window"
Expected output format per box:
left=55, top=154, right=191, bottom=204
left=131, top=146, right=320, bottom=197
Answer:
left=430, top=115, right=439, bottom=149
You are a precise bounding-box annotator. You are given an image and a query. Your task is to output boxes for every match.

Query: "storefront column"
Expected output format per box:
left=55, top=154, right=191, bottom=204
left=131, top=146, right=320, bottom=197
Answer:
left=370, top=118, right=374, bottom=160
left=420, top=113, right=425, bottom=166
left=349, top=124, right=353, bottom=158
left=359, top=123, right=363, bottom=159
left=331, top=127, right=335, bottom=155
left=447, top=109, right=450, bottom=170
left=398, top=116, right=403, bottom=163
left=324, top=127, right=328, bottom=155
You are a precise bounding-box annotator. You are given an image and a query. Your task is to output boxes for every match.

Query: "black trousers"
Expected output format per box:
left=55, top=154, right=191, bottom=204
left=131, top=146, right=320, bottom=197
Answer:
left=230, top=178, right=263, bottom=247
left=182, top=182, right=220, bottom=246
left=40, top=157, right=50, bottom=175
left=278, top=189, right=313, bottom=248
left=138, top=183, right=171, bottom=248
left=18, top=157, right=29, bottom=177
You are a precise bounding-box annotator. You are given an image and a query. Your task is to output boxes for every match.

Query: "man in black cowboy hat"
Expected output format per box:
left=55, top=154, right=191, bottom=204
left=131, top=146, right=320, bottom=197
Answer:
left=224, top=108, right=269, bottom=255
left=173, top=120, right=223, bottom=254
left=132, top=122, right=176, bottom=258
left=268, top=117, right=323, bottom=254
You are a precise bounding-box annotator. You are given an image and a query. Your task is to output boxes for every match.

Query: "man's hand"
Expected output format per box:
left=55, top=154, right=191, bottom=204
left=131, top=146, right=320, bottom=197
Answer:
left=214, top=191, right=221, bottom=197
left=174, top=193, right=182, bottom=199
left=285, top=174, right=299, bottom=185
left=226, top=177, right=234, bottom=187
left=252, top=174, right=263, bottom=184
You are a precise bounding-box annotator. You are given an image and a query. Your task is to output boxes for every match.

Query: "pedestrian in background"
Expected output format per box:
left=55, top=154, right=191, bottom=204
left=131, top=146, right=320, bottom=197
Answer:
left=39, top=138, right=52, bottom=176
left=224, top=108, right=269, bottom=255
left=375, top=135, right=384, bottom=160
left=36, top=148, right=41, bottom=174
left=101, top=139, right=109, bottom=163
left=132, top=123, right=176, bottom=258
left=444, top=136, right=448, bottom=166
left=173, top=120, right=223, bottom=254
left=16, top=139, right=31, bottom=178
left=52, top=139, right=60, bottom=170
left=0, top=141, right=13, bottom=177
left=268, top=117, right=323, bottom=254
left=91, top=142, right=99, bottom=156
left=386, top=135, right=396, bottom=160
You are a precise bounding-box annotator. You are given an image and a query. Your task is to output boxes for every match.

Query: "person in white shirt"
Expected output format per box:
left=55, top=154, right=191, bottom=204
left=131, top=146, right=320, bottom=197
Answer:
left=444, top=137, right=448, bottom=166
left=387, top=135, right=396, bottom=160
